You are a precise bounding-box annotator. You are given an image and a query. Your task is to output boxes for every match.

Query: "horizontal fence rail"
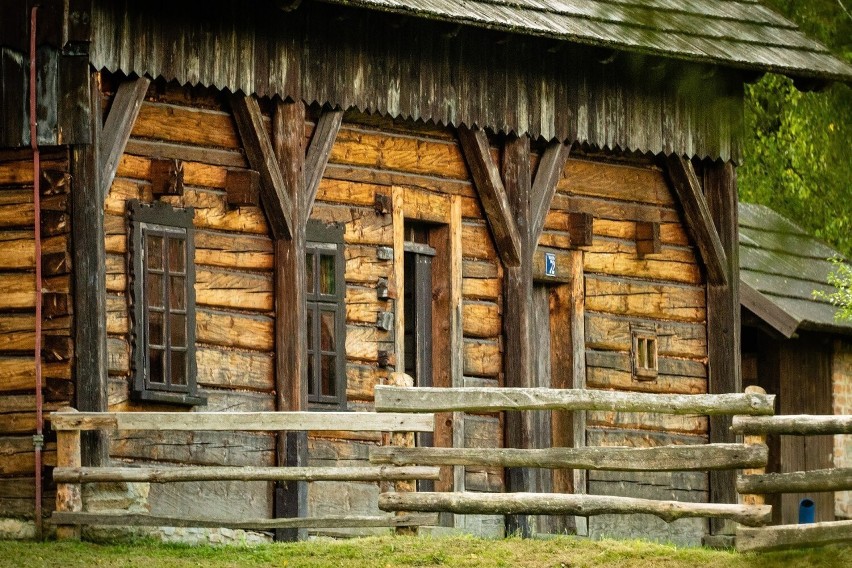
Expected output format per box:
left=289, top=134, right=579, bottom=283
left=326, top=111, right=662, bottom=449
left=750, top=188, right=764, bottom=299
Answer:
left=375, top=386, right=776, bottom=415
left=737, top=467, right=852, bottom=494
left=378, top=492, right=771, bottom=527
left=53, top=465, right=441, bottom=484
left=731, top=415, right=852, bottom=435
left=51, top=512, right=439, bottom=530
left=736, top=520, right=852, bottom=553
left=50, top=410, right=435, bottom=432
left=370, top=444, right=768, bottom=472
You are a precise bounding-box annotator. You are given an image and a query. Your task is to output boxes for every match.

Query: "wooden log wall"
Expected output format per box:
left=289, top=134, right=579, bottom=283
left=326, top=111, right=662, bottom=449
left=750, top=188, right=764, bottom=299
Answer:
left=102, top=77, right=276, bottom=522
left=0, top=147, right=70, bottom=519
left=552, top=150, right=711, bottom=544
left=311, top=111, right=505, bottom=527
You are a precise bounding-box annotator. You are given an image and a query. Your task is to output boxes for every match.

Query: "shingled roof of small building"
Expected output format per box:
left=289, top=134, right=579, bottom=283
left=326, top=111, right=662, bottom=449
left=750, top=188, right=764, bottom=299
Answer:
left=739, top=203, right=852, bottom=338
left=325, top=0, right=852, bottom=83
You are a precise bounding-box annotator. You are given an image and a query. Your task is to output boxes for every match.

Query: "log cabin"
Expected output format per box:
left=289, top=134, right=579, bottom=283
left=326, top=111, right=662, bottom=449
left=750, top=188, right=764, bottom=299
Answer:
left=739, top=203, right=852, bottom=526
left=1, top=0, right=851, bottom=545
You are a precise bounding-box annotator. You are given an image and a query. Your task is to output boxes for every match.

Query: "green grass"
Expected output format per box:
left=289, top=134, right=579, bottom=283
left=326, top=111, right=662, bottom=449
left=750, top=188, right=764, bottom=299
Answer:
left=0, top=536, right=849, bottom=568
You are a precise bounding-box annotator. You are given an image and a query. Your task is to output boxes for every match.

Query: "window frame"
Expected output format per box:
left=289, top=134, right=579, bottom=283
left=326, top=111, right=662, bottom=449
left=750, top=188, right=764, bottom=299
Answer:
left=305, top=220, right=347, bottom=409
left=631, top=324, right=658, bottom=381
left=128, top=199, right=205, bottom=406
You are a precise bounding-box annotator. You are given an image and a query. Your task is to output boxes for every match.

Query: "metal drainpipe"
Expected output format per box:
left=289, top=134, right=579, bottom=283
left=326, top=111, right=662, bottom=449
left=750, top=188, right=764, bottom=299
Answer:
left=29, top=4, right=45, bottom=541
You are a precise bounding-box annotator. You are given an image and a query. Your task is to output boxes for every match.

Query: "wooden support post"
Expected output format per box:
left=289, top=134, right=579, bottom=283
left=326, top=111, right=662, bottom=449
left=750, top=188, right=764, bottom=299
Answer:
left=271, top=99, right=308, bottom=542
left=72, top=70, right=108, bottom=467
left=55, top=419, right=82, bottom=540
left=99, top=76, right=150, bottom=201
left=704, top=160, right=741, bottom=535
left=739, top=386, right=767, bottom=508
left=501, top=134, right=534, bottom=537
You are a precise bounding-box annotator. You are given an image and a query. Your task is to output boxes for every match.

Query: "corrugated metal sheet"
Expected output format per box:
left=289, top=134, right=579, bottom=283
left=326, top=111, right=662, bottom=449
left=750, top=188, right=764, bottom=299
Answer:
left=90, top=0, right=745, bottom=160
left=324, top=0, right=852, bottom=82
left=739, top=202, right=852, bottom=334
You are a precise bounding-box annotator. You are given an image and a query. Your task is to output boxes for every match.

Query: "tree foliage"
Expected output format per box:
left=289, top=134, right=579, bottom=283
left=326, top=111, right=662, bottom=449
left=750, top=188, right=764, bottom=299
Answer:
left=813, top=258, right=852, bottom=321
left=740, top=1, right=852, bottom=258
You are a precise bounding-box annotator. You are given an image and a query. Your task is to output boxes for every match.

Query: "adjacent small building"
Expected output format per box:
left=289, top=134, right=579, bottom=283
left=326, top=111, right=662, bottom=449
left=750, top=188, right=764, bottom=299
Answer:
left=739, top=202, right=852, bottom=525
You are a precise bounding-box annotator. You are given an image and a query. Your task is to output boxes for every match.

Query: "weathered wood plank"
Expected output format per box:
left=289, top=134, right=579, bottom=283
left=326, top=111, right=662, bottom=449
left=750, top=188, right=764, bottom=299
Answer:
left=557, top=159, right=674, bottom=207
left=196, top=308, right=274, bottom=352
left=731, top=415, right=852, bottom=435
left=53, top=465, right=440, bottom=483
left=230, top=94, right=293, bottom=240
left=736, top=519, right=852, bottom=552
left=374, top=386, right=773, bottom=415
left=100, top=77, right=151, bottom=200
left=370, top=443, right=766, bottom=471
left=50, top=511, right=438, bottom=530
left=379, top=492, right=770, bottom=527
left=132, top=101, right=241, bottom=149
left=530, top=141, right=571, bottom=241
left=664, top=155, right=727, bottom=285
left=50, top=411, right=435, bottom=432
left=303, top=109, right=344, bottom=216
left=585, top=276, right=706, bottom=323
left=457, top=127, right=521, bottom=267
left=737, top=467, right=852, bottom=494
left=585, top=313, right=707, bottom=359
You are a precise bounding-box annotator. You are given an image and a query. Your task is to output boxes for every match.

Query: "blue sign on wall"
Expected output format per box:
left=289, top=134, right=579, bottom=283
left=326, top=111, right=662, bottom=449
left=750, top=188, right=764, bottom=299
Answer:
left=544, top=252, right=557, bottom=277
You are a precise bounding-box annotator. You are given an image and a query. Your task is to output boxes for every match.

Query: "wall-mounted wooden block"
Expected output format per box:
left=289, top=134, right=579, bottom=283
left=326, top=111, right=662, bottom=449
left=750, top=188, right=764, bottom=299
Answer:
left=41, top=170, right=71, bottom=195
left=42, top=211, right=70, bottom=236
left=225, top=168, right=260, bottom=207
left=376, top=311, right=394, bottom=331
left=568, top=212, right=593, bottom=248
left=43, top=335, right=73, bottom=362
left=150, top=158, right=184, bottom=197
left=636, top=221, right=661, bottom=257
left=43, top=293, right=72, bottom=319
left=374, top=192, right=392, bottom=215
left=42, top=250, right=72, bottom=276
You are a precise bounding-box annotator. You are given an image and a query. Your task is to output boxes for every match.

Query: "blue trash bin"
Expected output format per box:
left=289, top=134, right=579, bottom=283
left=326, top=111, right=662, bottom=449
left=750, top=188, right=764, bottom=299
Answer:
left=799, top=498, right=815, bottom=524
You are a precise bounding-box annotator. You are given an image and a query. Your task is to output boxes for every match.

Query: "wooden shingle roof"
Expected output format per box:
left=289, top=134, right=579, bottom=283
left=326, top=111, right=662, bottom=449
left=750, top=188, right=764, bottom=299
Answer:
left=739, top=203, right=852, bottom=337
left=325, top=0, right=852, bottom=83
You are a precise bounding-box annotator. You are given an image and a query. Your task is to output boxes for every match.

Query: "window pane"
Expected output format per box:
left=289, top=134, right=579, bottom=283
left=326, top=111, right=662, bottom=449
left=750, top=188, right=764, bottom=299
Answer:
left=147, top=273, right=163, bottom=308
left=170, top=276, right=186, bottom=309
left=168, top=237, right=185, bottom=273
left=320, top=254, right=335, bottom=295
left=149, top=311, right=164, bottom=346
left=307, top=354, right=315, bottom=396
left=320, top=311, right=335, bottom=351
left=148, top=348, right=164, bottom=383
left=306, top=253, right=315, bottom=294
left=306, top=309, right=314, bottom=350
left=171, top=352, right=186, bottom=386
left=321, top=355, right=336, bottom=397
left=170, top=313, right=186, bottom=347
left=147, top=234, right=163, bottom=270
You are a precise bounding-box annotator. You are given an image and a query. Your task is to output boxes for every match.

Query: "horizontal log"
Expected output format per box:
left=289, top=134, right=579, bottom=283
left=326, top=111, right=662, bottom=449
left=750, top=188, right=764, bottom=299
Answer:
left=378, top=492, right=770, bottom=527
left=736, top=519, right=852, bottom=552
left=731, top=415, right=852, bottom=435
left=736, top=467, right=852, bottom=494
left=557, top=159, right=674, bottom=207
left=50, top=511, right=437, bottom=530
left=50, top=411, right=435, bottom=432
left=585, top=275, right=706, bottom=323
left=370, top=443, right=767, bottom=471
left=53, top=465, right=440, bottom=483
left=374, top=386, right=774, bottom=415
left=132, top=102, right=241, bottom=149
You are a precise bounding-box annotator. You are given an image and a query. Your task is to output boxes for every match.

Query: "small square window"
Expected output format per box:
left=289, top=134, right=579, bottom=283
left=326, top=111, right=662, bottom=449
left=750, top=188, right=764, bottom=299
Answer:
left=631, top=325, right=658, bottom=381
left=128, top=200, right=205, bottom=406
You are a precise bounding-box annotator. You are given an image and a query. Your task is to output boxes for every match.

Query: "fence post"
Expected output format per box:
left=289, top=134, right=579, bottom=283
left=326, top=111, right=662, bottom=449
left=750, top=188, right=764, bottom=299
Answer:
left=55, top=409, right=83, bottom=540
left=739, top=386, right=767, bottom=508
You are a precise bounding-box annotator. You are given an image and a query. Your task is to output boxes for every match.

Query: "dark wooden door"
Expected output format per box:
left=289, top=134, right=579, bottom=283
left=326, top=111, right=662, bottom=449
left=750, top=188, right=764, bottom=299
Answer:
left=404, top=242, right=435, bottom=492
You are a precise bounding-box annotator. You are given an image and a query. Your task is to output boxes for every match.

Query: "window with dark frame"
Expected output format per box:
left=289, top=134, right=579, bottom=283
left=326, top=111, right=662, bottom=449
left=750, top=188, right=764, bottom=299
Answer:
left=306, top=221, right=346, bottom=409
left=631, top=325, right=658, bottom=381
left=128, top=200, right=204, bottom=406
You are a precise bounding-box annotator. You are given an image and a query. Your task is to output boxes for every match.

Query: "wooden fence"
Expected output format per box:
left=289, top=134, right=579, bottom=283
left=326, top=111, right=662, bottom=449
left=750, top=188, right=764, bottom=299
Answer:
left=49, top=409, right=439, bottom=539
left=731, top=399, right=852, bottom=553
left=372, top=385, right=775, bottom=528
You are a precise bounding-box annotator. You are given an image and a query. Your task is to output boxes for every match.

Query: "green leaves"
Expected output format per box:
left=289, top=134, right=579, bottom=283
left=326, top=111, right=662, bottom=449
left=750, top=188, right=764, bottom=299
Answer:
left=813, top=257, right=852, bottom=322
